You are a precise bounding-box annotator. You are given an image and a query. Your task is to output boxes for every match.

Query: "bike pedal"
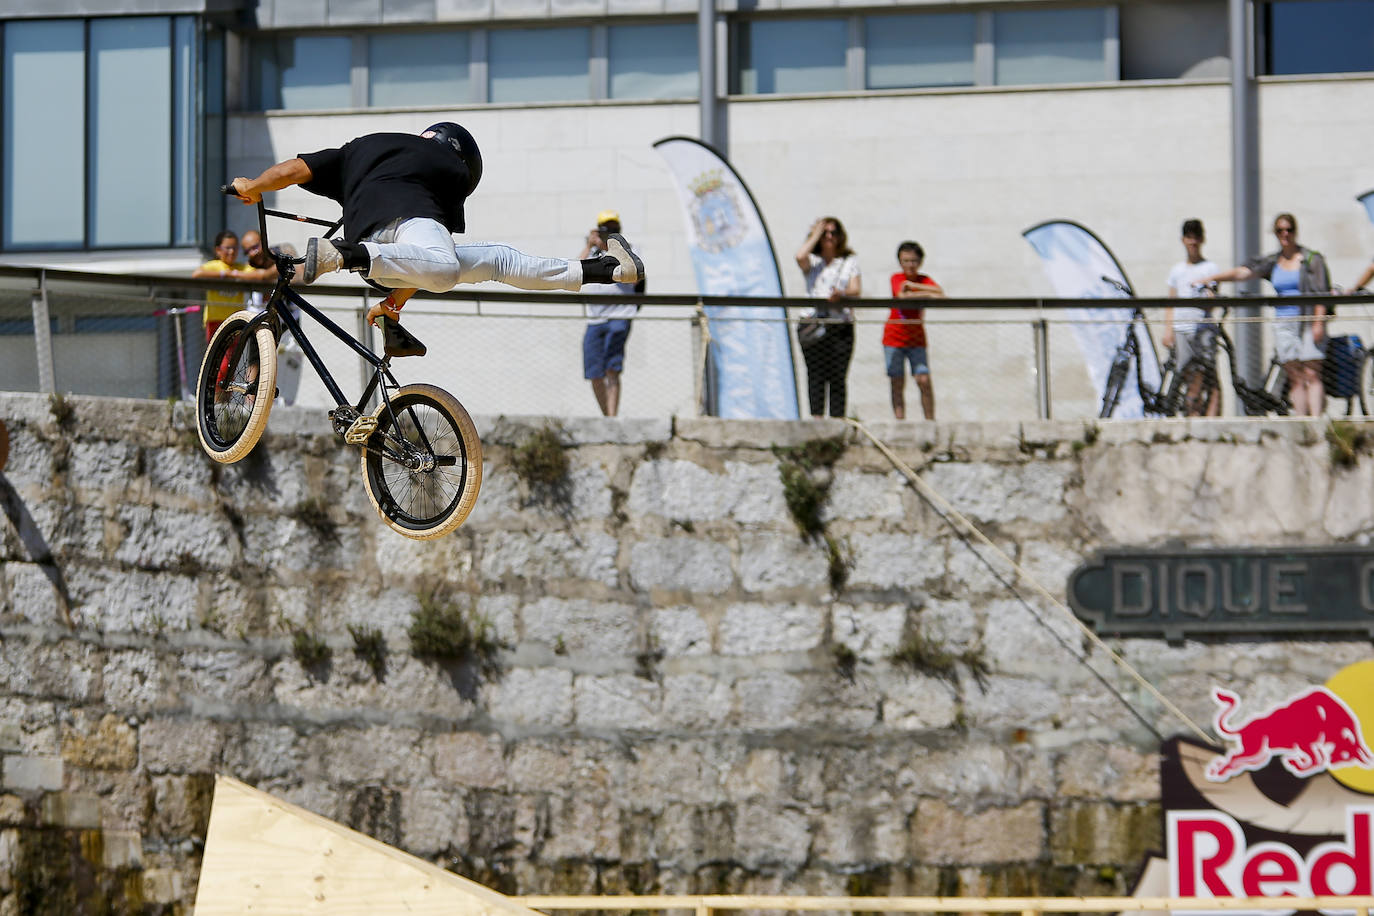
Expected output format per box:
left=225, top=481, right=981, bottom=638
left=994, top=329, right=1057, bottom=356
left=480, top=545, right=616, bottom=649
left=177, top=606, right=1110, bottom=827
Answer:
left=343, top=414, right=379, bottom=445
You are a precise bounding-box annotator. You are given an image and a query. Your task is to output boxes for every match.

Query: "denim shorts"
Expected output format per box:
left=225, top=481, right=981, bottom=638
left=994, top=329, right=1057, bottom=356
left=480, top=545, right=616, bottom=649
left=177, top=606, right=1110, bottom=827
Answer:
left=884, top=346, right=930, bottom=378
left=583, top=319, right=632, bottom=379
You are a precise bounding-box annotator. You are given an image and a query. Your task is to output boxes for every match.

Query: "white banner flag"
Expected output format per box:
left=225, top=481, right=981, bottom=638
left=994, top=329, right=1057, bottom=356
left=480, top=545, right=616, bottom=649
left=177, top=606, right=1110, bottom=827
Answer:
left=653, top=136, right=798, bottom=419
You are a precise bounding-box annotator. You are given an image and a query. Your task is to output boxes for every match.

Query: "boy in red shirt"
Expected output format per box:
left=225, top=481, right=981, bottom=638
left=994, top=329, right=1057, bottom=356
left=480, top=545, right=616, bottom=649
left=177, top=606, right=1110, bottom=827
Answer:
left=885, top=241, right=944, bottom=419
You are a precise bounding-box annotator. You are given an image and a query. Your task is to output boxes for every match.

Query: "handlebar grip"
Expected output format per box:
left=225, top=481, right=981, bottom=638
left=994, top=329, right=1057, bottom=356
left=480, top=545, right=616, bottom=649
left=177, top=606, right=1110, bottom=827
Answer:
left=220, top=183, right=240, bottom=197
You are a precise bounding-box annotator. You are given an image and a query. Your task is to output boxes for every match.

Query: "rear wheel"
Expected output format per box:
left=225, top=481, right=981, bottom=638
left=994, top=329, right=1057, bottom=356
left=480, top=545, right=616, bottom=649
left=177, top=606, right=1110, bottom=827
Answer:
left=195, top=310, right=277, bottom=463
left=361, top=384, right=482, bottom=540
left=1359, top=351, right=1374, bottom=416
left=1100, top=358, right=1128, bottom=418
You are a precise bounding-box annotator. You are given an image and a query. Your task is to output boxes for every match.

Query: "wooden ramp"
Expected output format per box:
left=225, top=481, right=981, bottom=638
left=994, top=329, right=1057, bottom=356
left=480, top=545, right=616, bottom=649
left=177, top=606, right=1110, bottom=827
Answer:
left=195, top=775, right=543, bottom=916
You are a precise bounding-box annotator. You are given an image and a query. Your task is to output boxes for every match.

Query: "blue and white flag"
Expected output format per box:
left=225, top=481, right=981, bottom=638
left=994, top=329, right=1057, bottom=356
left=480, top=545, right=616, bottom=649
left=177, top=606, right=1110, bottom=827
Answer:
left=1358, top=189, right=1374, bottom=226
left=1023, top=219, right=1158, bottom=418
left=653, top=136, right=799, bottom=419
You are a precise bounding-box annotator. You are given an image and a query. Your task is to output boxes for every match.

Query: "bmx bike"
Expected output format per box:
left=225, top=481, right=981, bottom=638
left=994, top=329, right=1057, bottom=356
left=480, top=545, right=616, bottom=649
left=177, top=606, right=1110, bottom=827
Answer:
left=194, top=188, right=482, bottom=540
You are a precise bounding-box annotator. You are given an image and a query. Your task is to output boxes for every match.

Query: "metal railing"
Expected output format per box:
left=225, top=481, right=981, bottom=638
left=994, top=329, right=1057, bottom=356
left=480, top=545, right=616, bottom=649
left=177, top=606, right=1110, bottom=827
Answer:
left=4, top=264, right=1373, bottom=423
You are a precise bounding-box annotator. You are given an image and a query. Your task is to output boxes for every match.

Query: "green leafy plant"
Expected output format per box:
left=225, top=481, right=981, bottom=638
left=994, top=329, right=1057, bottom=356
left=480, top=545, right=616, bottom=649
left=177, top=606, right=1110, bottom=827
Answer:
left=409, top=591, right=506, bottom=680
left=772, top=435, right=847, bottom=540
left=291, top=629, right=331, bottom=671
left=1327, top=419, right=1369, bottom=468
left=48, top=393, right=75, bottom=428
left=348, top=624, right=387, bottom=680
left=891, top=630, right=990, bottom=689
left=824, top=533, right=854, bottom=592
left=511, top=423, right=573, bottom=509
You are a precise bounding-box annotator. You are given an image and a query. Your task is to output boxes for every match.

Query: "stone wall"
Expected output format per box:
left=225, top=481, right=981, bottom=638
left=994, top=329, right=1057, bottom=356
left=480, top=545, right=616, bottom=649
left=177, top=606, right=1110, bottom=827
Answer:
left=0, top=390, right=1370, bottom=913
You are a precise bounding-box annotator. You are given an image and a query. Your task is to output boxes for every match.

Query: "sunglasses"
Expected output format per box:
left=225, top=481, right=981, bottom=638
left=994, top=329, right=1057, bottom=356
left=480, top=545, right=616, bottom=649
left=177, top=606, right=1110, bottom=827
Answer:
left=821, top=229, right=840, bottom=237
left=1275, top=226, right=1294, bottom=234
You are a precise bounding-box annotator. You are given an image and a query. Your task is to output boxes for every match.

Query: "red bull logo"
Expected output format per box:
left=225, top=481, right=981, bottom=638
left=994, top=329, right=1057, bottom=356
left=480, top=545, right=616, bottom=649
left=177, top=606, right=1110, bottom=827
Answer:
left=1206, top=686, right=1374, bottom=781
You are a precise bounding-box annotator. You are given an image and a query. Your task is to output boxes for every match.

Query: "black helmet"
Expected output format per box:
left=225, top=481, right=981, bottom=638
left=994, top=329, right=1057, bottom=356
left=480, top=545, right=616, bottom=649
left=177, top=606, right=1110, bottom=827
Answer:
left=423, top=122, right=482, bottom=196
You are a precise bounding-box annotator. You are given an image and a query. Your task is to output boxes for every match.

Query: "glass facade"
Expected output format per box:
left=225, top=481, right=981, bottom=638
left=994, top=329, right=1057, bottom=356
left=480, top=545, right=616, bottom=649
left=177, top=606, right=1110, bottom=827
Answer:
left=735, top=18, right=848, bottom=94
left=1264, top=0, right=1374, bottom=75
left=489, top=27, right=591, bottom=103
left=369, top=31, right=472, bottom=107
left=993, top=8, right=1111, bottom=86
left=252, top=34, right=352, bottom=110
left=609, top=23, right=698, bottom=100
left=864, top=12, right=976, bottom=89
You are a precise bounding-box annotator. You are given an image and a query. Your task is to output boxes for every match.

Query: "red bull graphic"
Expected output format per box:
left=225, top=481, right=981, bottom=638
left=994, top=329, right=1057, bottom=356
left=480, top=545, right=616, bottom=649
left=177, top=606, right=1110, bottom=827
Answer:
left=1207, top=687, right=1374, bottom=781
left=1134, top=661, right=1374, bottom=914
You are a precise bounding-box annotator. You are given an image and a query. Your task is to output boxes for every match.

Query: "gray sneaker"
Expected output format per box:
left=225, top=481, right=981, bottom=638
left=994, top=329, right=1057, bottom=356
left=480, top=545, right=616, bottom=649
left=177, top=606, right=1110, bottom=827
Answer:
left=304, top=237, right=343, bottom=284
left=603, top=233, right=644, bottom=284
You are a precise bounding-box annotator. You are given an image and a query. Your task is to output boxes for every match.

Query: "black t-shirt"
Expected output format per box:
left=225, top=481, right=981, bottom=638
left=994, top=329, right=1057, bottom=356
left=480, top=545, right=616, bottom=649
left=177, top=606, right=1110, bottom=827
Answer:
left=298, top=133, right=471, bottom=243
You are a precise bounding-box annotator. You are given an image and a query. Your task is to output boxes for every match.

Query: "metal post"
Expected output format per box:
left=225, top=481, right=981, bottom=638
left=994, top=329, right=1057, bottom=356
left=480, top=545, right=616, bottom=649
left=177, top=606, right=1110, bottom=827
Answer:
left=699, top=0, right=716, bottom=147
left=31, top=270, right=55, bottom=395
left=1033, top=317, right=1051, bottom=419
left=1230, top=0, right=1262, bottom=390
left=359, top=291, right=375, bottom=407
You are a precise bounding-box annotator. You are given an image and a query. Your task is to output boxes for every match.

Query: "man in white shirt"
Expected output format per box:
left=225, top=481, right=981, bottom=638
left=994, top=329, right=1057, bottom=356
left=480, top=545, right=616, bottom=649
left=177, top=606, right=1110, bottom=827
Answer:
left=578, top=210, right=644, bottom=417
left=1164, top=218, right=1220, bottom=416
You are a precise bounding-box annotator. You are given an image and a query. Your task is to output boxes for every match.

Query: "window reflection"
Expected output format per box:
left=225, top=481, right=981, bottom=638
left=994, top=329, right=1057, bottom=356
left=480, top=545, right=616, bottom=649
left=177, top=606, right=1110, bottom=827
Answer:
left=1265, top=0, right=1374, bottom=75
left=865, top=12, right=976, bottom=89
left=993, top=7, right=1111, bottom=86
left=489, top=27, right=590, bottom=103
left=610, top=23, right=698, bottom=100
left=735, top=19, right=847, bottom=95
left=370, top=31, right=472, bottom=106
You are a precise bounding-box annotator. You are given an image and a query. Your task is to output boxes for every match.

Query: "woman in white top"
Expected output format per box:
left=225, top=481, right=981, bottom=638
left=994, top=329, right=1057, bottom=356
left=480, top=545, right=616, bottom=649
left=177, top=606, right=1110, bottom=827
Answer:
left=795, top=216, right=861, bottom=419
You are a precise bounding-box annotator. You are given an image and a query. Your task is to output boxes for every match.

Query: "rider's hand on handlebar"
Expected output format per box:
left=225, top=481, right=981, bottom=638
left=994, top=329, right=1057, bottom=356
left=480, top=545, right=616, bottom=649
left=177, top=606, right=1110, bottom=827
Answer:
left=228, top=177, right=261, bottom=205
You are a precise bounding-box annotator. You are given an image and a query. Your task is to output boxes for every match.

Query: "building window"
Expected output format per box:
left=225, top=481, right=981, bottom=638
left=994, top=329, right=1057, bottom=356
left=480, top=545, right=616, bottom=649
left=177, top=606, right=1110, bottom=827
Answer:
left=1263, top=0, right=1374, bottom=75
left=993, top=7, right=1113, bottom=86
left=609, top=23, right=698, bottom=100
left=864, top=12, right=976, bottom=89
left=3, top=16, right=203, bottom=252
left=369, top=30, right=473, bottom=106
left=734, top=19, right=848, bottom=94
left=251, top=35, right=352, bottom=110
left=4, top=20, right=85, bottom=249
left=489, top=27, right=590, bottom=103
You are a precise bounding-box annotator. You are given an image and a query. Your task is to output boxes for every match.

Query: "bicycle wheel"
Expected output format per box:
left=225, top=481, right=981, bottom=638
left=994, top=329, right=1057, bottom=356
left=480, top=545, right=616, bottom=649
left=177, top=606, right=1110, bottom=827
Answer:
left=361, top=384, right=482, bottom=540
left=1100, top=359, right=1128, bottom=418
left=195, top=310, right=277, bottom=464
left=1359, top=351, right=1374, bottom=416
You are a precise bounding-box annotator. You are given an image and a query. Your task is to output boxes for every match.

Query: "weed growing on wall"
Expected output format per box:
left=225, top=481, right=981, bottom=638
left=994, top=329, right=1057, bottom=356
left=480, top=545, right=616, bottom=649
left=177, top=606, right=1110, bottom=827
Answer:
left=891, top=629, right=989, bottom=689
left=291, top=629, right=331, bottom=673
left=1327, top=419, right=1370, bottom=467
left=289, top=496, right=339, bottom=542
left=409, top=591, right=506, bottom=681
left=512, top=423, right=573, bottom=510
left=773, top=434, right=850, bottom=590
left=348, top=624, right=387, bottom=680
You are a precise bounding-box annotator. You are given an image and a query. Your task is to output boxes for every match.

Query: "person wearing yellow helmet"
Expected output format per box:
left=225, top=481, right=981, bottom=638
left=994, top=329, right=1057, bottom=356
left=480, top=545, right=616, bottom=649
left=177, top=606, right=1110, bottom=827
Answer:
left=579, top=210, right=645, bottom=417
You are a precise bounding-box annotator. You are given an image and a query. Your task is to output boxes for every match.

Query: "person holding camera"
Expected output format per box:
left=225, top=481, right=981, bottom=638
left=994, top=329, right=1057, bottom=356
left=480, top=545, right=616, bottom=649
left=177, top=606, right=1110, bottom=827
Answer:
left=578, top=210, right=644, bottom=417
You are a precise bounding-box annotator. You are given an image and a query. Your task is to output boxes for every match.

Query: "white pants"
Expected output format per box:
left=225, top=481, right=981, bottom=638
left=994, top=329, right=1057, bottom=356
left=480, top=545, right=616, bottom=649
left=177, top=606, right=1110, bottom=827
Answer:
left=361, top=217, right=583, bottom=293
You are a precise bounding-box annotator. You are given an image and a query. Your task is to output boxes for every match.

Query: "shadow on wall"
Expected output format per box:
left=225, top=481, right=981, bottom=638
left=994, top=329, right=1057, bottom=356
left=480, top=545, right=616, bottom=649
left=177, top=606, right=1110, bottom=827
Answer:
left=0, top=435, right=74, bottom=626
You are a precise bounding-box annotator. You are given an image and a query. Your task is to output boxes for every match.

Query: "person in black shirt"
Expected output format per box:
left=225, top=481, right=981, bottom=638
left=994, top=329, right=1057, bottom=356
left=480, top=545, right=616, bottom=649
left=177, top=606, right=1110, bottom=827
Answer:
left=228, top=122, right=642, bottom=326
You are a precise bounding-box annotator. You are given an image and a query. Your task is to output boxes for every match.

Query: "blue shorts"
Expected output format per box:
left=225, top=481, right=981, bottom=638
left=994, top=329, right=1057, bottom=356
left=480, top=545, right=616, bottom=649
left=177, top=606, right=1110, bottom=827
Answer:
left=583, top=319, right=632, bottom=379
left=884, top=346, right=930, bottom=378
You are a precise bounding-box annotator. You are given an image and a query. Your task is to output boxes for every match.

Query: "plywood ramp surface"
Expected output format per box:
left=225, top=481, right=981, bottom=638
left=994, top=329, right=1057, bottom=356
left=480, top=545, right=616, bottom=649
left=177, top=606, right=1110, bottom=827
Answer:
left=195, top=775, right=543, bottom=915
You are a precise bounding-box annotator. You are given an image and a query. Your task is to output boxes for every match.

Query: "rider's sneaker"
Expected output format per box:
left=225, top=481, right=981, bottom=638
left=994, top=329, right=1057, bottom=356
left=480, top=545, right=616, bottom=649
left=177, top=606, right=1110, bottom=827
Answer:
left=304, top=238, right=343, bottom=284
left=604, top=233, right=644, bottom=284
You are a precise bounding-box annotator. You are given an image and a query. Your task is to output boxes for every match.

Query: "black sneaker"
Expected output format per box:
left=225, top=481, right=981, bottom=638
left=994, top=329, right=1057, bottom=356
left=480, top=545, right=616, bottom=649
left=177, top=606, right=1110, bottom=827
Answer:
left=603, top=233, right=644, bottom=284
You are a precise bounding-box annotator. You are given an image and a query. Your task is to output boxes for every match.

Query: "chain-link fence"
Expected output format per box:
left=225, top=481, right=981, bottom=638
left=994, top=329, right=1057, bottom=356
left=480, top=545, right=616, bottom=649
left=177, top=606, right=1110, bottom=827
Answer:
left=7, top=266, right=1374, bottom=422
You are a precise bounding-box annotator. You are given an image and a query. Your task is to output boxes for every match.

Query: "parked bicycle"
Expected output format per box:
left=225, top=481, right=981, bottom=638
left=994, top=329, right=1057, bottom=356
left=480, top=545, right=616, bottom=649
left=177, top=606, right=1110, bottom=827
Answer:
left=195, top=188, right=482, bottom=540
left=1098, top=276, right=1182, bottom=418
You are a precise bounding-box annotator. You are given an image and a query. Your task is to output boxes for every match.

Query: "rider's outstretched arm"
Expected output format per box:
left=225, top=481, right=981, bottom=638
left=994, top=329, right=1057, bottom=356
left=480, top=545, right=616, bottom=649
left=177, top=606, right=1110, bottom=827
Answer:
left=230, top=158, right=313, bottom=205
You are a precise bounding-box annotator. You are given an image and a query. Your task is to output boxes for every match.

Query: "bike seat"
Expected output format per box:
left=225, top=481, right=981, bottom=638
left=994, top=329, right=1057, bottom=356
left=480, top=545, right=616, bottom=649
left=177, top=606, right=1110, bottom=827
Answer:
left=381, top=317, right=427, bottom=358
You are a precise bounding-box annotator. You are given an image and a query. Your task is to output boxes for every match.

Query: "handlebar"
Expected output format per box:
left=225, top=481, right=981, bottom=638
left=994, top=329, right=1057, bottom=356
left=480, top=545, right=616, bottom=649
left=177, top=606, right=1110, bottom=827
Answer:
left=220, top=182, right=338, bottom=268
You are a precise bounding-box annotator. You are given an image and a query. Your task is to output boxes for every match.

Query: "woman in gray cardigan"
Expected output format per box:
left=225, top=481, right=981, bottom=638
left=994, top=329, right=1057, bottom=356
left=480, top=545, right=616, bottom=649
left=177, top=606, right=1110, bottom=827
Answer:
left=1203, top=212, right=1331, bottom=416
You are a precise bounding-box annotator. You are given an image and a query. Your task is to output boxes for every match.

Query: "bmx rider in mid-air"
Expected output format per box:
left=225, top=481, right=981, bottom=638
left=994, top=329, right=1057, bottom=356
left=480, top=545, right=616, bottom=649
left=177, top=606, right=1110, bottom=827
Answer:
left=227, top=122, right=643, bottom=329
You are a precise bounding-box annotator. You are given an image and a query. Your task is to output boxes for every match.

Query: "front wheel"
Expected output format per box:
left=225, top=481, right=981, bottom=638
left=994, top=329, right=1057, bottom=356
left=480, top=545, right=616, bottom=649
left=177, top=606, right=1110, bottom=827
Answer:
left=1358, top=351, right=1374, bottom=417
left=1100, top=358, right=1128, bottom=418
left=361, top=384, right=483, bottom=540
left=195, top=310, right=277, bottom=463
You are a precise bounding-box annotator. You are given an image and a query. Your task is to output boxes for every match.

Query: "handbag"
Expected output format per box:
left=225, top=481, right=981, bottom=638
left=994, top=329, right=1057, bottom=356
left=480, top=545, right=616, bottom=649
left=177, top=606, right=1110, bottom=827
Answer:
left=798, top=308, right=828, bottom=347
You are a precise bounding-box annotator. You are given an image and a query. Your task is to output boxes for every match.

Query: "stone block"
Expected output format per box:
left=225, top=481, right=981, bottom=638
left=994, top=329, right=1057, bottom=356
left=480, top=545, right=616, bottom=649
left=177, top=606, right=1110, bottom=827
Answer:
left=101, top=829, right=142, bottom=870
left=0, top=795, right=27, bottom=826
left=100, top=648, right=169, bottom=713
left=734, top=801, right=811, bottom=868
left=141, top=868, right=184, bottom=904
left=40, top=791, right=101, bottom=828
left=150, top=774, right=214, bottom=838
left=733, top=672, right=804, bottom=728
left=912, top=798, right=1045, bottom=864
left=721, top=748, right=785, bottom=802
left=521, top=596, right=638, bottom=656
left=650, top=606, right=712, bottom=657
left=718, top=602, right=824, bottom=656
left=144, top=445, right=214, bottom=502
left=823, top=469, right=906, bottom=521
left=60, top=712, right=137, bottom=770
left=848, top=532, right=944, bottom=590
left=485, top=668, right=573, bottom=727
left=401, top=785, right=468, bottom=856
left=1055, top=742, right=1158, bottom=801
left=661, top=674, right=733, bottom=729
left=138, top=718, right=224, bottom=774
left=629, top=459, right=732, bottom=521
left=738, top=534, right=830, bottom=592
left=832, top=603, right=907, bottom=660
left=3, top=756, right=63, bottom=792
left=480, top=531, right=620, bottom=588
left=925, top=460, right=1070, bottom=525
left=574, top=673, right=661, bottom=729
left=430, top=732, right=507, bottom=788
left=113, top=505, right=242, bottom=571
left=628, top=538, right=732, bottom=593
left=1049, top=800, right=1162, bottom=865
left=2, top=564, right=64, bottom=627
left=68, top=568, right=199, bottom=634
left=812, top=803, right=910, bottom=866
left=68, top=440, right=139, bottom=498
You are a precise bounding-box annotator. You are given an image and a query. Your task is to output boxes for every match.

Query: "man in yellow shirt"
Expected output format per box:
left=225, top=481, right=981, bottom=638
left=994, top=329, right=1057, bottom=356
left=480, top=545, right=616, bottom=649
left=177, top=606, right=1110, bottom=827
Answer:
left=191, top=231, right=258, bottom=340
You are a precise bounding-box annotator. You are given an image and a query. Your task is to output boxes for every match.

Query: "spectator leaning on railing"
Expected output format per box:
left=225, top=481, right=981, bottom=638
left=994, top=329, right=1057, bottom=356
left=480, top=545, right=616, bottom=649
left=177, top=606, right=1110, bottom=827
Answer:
left=1163, top=218, right=1220, bottom=417
left=1200, top=212, right=1331, bottom=417
left=191, top=230, right=258, bottom=341
left=885, top=240, right=943, bottom=421
left=795, top=217, right=860, bottom=420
